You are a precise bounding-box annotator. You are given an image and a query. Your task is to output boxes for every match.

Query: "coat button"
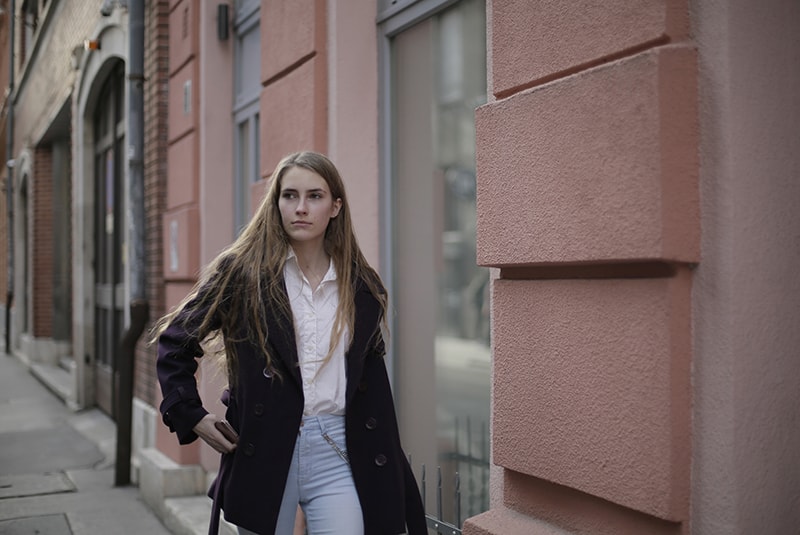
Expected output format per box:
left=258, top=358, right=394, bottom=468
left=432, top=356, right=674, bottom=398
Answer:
left=242, top=443, right=255, bottom=457
left=254, top=404, right=264, bottom=416
left=365, top=417, right=377, bottom=430
left=374, top=454, right=387, bottom=467
left=358, top=381, right=368, bottom=392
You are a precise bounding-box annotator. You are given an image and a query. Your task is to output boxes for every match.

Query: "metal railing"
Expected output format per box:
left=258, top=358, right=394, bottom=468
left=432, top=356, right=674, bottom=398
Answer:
left=415, top=415, right=491, bottom=534
left=421, top=465, right=462, bottom=535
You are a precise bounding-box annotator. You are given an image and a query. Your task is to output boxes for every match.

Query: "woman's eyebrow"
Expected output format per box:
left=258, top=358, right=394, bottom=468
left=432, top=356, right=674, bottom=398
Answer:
left=285, top=187, right=326, bottom=194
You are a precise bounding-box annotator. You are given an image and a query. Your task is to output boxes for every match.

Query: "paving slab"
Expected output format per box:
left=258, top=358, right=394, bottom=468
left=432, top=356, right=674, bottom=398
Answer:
left=0, top=355, right=173, bottom=535
left=0, top=473, right=75, bottom=500
left=0, top=513, right=72, bottom=535
left=0, top=424, right=103, bottom=476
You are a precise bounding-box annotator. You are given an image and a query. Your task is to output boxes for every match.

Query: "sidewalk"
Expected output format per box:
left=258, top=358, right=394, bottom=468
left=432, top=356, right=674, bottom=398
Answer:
left=0, top=352, right=189, bottom=535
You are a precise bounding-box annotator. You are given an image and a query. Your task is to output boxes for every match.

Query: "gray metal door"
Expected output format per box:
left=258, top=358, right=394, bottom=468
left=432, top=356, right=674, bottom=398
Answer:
left=93, top=62, right=125, bottom=417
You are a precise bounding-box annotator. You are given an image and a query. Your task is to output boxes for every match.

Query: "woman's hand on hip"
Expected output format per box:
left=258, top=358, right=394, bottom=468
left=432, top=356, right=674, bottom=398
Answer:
left=193, top=414, right=238, bottom=454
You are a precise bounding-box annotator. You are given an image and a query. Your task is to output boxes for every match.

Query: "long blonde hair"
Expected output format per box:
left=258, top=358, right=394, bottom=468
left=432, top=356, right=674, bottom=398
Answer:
left=150, top=151, right=387, bottom=384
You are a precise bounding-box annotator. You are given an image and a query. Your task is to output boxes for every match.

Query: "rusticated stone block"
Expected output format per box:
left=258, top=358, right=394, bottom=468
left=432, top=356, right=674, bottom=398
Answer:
left=477, top=46, right=698, bottom=267
left=492, top=272, right=691, bottom=521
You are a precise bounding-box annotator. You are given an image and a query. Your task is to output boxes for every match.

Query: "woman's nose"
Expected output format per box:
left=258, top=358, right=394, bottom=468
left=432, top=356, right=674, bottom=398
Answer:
left=296, top=198, right=308, bottom=213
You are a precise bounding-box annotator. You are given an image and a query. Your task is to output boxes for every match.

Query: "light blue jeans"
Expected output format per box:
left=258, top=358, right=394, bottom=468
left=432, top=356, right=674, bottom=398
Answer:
left=238, top=414, right=363, bottom=535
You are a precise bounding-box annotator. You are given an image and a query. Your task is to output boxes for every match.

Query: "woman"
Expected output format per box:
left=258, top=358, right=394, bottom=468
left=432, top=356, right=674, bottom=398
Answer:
left=153, top=151, right=427, bottom=534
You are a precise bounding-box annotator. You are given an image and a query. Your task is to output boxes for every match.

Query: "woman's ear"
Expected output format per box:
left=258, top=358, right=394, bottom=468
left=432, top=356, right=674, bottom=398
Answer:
left=331, top=198, right=343, bottom=218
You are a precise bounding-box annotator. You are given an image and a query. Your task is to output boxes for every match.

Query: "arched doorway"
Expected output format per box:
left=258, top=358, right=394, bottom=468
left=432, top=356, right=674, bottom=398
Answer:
left=92, top=61, right=125, bottom=417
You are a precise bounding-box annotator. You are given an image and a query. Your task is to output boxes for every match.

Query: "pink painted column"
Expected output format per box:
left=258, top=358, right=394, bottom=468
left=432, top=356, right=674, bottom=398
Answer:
left=156, top=0, right=202, bottom=465
left=466, top=1, right=697, bottom=533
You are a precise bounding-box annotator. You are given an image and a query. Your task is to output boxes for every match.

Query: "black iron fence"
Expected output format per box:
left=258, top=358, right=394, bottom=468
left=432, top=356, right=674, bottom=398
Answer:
left=415, top=415, right=490, bottom=534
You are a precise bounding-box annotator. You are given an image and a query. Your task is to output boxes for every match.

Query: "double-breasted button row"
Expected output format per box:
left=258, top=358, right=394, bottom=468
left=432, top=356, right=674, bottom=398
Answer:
left=363, top=415, right=385, bottom=466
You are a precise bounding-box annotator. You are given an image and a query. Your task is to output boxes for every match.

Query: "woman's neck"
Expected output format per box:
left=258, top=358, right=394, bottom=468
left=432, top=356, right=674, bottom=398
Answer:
left=291, top=242, right=330, bottom=288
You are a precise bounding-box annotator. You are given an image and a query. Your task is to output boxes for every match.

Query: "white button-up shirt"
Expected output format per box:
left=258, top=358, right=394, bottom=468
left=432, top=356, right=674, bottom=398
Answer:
left=283, top=250, right=348, bottom=416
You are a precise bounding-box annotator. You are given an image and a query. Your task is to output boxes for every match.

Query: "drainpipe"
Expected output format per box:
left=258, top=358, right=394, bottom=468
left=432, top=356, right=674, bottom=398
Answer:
left=5, top=0, right=15, bottom=356
left=115, top=0, right=147, bottom=486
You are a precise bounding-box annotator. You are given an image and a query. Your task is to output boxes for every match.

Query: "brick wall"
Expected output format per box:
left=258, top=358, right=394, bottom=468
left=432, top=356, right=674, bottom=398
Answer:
left=13, top=0, right=103, bottom=153
left=134, top=0, right=170, bottom=406
left=31, top=147, right=53, bottom=338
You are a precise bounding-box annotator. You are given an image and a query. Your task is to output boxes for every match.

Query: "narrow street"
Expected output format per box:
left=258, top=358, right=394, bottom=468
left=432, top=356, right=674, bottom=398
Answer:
left=0, top=354, right=172, bottom=535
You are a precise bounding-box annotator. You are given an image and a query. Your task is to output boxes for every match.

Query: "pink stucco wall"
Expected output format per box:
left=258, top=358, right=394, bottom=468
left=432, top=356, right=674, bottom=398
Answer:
left=468, top=1, right=697, bottom=533
left=492, top=273, right=691, bottom=521
left=260, top=0, right=327, bottom=173
left=477, top=46, right=698, bottom=267
left=472, top=0, right=800, bottom=533
left=157, top=0, right=234, bottom=470
left=691, top=0, right=800, bottom=532
left=197, top=0, right=234, bottom=267
left=490, top=0, right=689, bottom=99
left=326, top=0, right=380, bottom=265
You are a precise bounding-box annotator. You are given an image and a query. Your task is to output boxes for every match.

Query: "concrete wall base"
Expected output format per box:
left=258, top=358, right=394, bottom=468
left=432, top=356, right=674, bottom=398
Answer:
left=19, top=333, right=71, bottom=366
left=132, top=398, right=158, bottom=484
left=139, top=447, right=207, bottom=516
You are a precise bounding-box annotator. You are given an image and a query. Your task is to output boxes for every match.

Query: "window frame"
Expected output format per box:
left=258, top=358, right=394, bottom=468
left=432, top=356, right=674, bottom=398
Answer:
left=232, top=4, right=261, bottom=236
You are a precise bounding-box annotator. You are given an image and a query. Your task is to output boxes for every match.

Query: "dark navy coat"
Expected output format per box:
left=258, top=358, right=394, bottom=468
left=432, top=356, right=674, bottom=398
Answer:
left=156, top=277, right=427, bottom=535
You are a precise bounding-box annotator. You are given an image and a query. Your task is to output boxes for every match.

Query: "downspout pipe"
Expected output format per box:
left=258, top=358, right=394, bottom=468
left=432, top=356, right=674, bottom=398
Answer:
left=115, top=0, right=147, bottom=486
left=5, top=0, right=15, bottom=356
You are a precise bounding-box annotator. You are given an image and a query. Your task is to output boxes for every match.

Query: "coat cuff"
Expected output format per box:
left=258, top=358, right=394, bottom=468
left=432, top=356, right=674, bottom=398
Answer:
left=160, top=386, right=208, bottom=444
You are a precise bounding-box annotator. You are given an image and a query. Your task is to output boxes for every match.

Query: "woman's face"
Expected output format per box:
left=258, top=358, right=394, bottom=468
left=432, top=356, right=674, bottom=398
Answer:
left=278, top=166, right=342, bottom=248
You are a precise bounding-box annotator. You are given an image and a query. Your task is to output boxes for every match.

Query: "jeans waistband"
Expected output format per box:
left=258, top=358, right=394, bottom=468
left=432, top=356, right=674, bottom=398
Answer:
left=301, top=413, right=345, bottom=434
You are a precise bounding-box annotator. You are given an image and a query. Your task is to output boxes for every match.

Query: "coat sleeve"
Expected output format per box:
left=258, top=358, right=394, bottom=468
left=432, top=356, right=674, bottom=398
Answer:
left=156, top=311, right=209, bottom=445
left=156, top=280, right=226, bottom=444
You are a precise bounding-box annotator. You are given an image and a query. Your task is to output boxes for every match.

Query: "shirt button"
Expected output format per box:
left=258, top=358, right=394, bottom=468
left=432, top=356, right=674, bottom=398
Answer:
left=254, top=404, right=264, bottom=416
left=374, top=454, right=387, bottom=467
left=365, top=417, right=377, bottom=430
left=243, top=443, right=256, bottom=457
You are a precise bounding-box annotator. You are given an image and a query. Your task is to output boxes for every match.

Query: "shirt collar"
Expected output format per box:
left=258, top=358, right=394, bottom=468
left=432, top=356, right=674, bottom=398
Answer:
left=286, top=248, right=338, bottom=283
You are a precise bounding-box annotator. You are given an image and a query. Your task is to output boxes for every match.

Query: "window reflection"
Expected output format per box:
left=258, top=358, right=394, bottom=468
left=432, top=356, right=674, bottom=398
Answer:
left=391, top=0, right=488, bottom=524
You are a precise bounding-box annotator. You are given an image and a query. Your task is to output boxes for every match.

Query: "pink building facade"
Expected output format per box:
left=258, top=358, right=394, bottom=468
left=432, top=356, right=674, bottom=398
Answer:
left=142, top=1, right=799, bottom=533
left=465, top=1, right=800, bottom=534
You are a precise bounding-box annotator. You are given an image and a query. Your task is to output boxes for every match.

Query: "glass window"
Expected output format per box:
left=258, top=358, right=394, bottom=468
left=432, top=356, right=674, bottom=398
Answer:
left=233, top=5, right=261, bottom=235
left=387, top=0, right=488, bottom=525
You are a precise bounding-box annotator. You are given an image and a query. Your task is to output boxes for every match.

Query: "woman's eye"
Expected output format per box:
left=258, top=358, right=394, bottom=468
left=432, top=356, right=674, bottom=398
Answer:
left=310, top=193, right=323, bottom=199
left=282, top=192, right=296, bottom=199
